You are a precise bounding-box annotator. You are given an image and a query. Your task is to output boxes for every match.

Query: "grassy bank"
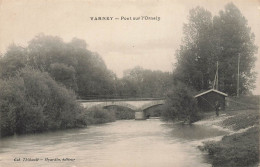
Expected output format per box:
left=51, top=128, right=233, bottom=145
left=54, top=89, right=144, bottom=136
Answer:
left=226, top=95, right=259, bottom=111
left=199, top=109, right=259, bottom=167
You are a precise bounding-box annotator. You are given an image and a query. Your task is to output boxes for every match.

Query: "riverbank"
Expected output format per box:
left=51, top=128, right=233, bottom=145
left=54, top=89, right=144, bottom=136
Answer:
left=197, top=109, right=259, bottom=167
left=84, top=107, right=135, bottom=125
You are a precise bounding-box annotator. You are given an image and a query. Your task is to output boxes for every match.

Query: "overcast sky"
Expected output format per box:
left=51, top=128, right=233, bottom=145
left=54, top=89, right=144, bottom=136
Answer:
left=0, top=0, right=259, bottom=94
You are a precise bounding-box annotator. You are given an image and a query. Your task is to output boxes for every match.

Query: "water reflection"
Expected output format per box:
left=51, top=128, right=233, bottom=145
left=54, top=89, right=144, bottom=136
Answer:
left=0, top=119, right=227, bottom=167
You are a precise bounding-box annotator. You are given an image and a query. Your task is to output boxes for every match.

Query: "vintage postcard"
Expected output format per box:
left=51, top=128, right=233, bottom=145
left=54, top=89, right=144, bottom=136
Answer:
left=0, top=0, right=259, bottom=166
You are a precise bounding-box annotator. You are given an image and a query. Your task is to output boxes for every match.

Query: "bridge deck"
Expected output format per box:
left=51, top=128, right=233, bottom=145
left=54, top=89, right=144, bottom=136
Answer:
left=79, top=98, right=165, bottom=111
left=77, top=98, right=165, bottom=102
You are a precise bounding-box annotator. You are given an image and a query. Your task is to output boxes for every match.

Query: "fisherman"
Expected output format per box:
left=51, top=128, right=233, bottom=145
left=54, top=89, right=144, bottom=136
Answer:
left=215, top=101, right=220, bottom=116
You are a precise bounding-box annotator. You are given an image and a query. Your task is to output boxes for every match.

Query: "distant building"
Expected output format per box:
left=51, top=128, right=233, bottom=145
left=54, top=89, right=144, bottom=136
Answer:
left=194, top=89, right=228, bottom=112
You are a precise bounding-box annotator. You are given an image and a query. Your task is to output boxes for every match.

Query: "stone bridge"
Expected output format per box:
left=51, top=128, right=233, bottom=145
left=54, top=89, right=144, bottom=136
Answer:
left=78, top=98, right=165, bottom=120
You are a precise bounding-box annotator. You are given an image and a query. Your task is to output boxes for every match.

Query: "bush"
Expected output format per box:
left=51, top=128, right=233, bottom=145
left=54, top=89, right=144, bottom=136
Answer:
left=85, top=107, right=116, bottom=124
left=115, top=110, right=135, bottom=120
left=161, top=83, right=199, bottom=123
left=0, top=67, right=87, bottom=137
left=104, top=106, right=135, bottom=120
left=200, top=126, right=259, bottom=167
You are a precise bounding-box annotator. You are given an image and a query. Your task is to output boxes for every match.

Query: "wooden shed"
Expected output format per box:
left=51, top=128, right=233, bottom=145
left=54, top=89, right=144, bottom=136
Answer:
left=194, top=89, right=228, bottom=112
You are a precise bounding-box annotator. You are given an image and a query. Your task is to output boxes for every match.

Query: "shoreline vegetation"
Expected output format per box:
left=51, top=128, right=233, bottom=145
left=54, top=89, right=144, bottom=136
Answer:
left=84, top=107, right=135, bottom=125
left=0, top=67, right=134, bottom=138
left=197, top=97, right=259, bottom=167
left=0, top=68, right=88, bottom=137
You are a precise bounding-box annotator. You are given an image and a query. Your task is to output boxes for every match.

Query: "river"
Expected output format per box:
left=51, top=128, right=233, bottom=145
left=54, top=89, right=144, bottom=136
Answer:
left=0, top=118, right=228, bottom=167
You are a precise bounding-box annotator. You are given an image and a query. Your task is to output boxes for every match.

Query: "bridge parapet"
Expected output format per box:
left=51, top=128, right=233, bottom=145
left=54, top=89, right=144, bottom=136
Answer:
left=79, top=98, right=165, bottom=120
left=77, top=98, right=165, bottom=103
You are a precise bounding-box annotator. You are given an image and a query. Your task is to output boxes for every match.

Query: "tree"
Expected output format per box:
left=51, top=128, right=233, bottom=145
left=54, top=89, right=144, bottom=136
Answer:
left=118, top=66, right=172, bottom=98
left=174, top=4, right=258, bottom=95
left=174, top=7, right=215, bottom=91
left=49, top=63, right=78, bottom=91
left=0, top=34, right=117, bottom=99
left=213, top=3, right=257, bottom=95
left=0, top=44, right=27, bottom=78
left=0, top=67, right=87, bottom=137
left=162, top=82, right=199, bottom=124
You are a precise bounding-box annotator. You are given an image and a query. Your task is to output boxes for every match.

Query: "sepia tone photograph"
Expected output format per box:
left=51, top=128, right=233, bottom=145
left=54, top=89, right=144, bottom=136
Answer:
left=0, top=0, right=259, bottom=166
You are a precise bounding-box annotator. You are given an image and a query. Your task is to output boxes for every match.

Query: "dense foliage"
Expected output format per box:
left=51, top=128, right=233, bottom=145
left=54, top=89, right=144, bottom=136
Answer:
left=84, top=108, right=116, bottom=124
left=117, top=66, right=172, bottom=98
left=162, top=83, right=200, bottom=123
left=174, top=3, right=257, bottom=95
left=0, top=36, right=172, bottom=99
left=0, top=35, right=116, bottom=99
left=104, top=106, right=135, bottom=120
left=0, top=68, right=87, bottom=137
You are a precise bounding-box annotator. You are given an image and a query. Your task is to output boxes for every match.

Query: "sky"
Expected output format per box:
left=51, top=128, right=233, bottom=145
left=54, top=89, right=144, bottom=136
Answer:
left=0, top=0, right=259, bottom=94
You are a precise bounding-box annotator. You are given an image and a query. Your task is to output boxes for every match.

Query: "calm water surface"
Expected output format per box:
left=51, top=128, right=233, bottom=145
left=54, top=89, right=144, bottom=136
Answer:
left=0, top=119, right=227, bottom=167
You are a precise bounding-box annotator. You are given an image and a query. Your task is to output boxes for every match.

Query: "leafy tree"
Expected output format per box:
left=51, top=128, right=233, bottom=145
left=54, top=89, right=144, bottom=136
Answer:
left=0, top=34, right=116, bottom=99
left=72, top=46, right=115, bottom=98
left=49, top=63, right=78, bottom=91
left=212, top=3, right=258, bottom=95
left=0, top=44, right=27, bottom=78
left=0, top=67, right=87, bottom=137
left=174, top=4, right=257, bottom=95
left=0, top=77, right=25, bottom=136
left=174, top=7, right=214, bottom=91
left=27, top=34, right=115, bottom=98
left=27, top=34, right=77, bottom=70
left=162, top=83, right=199, bottom=123
left=118, top=66, right=172, bottom=98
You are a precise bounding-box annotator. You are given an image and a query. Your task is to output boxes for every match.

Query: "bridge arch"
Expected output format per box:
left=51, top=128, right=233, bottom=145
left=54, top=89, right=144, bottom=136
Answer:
left=143, top=104, right=164, bottom=111
left=87, top=101, right=138, bottom=111
left=140, top=100, right=165, bottom=111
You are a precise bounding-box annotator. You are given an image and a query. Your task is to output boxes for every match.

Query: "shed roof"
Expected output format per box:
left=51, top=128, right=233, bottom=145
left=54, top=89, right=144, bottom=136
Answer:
left=194, top=89, right=228, bottom=98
